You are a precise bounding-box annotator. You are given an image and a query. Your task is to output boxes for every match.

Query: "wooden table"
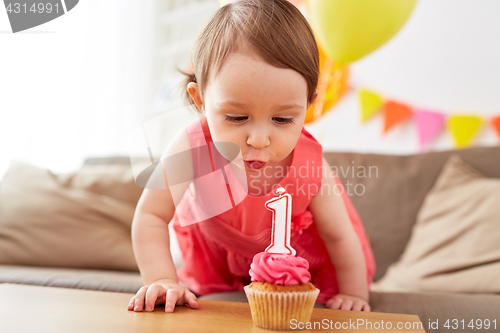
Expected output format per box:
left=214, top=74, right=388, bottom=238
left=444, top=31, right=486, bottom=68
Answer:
left=0, top=283, right=425, bottom=332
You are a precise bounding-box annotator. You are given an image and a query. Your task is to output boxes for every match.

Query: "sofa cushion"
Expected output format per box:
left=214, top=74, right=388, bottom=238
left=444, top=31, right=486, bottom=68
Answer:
left=56, top=163, right=143, bottom=206
left=0, top=161, right=139, bottom=271
left=323, top=146, right=500, bottom=280
left=0, top=264, right=143, bottom=293
left=372, top=154, right=500, bottom=293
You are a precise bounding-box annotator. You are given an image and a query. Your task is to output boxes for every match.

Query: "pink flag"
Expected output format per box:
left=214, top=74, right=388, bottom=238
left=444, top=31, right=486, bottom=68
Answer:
left=414, top=109, right=446, bottom=152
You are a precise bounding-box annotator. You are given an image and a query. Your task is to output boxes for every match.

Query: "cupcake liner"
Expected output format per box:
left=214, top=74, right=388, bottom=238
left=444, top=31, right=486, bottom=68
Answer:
left=244, top=286, right=320, bottom=331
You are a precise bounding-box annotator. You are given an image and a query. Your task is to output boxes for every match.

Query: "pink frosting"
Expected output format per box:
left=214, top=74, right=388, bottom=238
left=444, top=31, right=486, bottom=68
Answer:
left=249, top=252, right=311, bottom=285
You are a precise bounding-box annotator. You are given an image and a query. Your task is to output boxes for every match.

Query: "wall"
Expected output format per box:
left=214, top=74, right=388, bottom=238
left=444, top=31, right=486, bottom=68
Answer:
left=305, top=0, right=500, bottom=154
left=2, top=0, right=499, bottom=181
left=0, top=0, right=164, bottom=178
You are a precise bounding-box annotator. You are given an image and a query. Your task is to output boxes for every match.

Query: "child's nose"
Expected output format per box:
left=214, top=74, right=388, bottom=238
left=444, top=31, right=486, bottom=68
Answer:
left=246, top=127, right=270, bottom=149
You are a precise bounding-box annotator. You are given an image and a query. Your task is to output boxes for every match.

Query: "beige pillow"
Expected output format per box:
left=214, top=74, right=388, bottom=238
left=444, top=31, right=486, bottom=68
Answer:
left=56, top=163, right=143, bottom=206
left=372, top=154, right=500, bottom=293
left=0, top=161, right=140, bottom=271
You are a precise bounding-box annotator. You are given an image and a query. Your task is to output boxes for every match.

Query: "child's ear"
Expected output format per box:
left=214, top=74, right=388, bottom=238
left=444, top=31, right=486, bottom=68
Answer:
left=187, top=82, right=205, bottom=113
left=307, top=89, right=319, bottom=109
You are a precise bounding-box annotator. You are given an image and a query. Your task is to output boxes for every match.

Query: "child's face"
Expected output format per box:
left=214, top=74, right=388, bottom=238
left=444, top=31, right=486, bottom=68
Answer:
left=188, top=49, right=314, bottom=172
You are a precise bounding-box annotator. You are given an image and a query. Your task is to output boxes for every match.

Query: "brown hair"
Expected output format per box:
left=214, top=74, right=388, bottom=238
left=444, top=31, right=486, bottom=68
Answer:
left=178, top=0, right=319, bottom=109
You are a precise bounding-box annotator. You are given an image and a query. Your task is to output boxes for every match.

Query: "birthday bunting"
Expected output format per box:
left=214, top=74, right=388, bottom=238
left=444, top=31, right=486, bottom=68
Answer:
left=447, top=115, right=483, bottom=148
left=414, top=110, right=446, bottom=152
left=491, top=116, right=500, bottom=141
left=359, top=89, right=383, bottom=122
left=383, top=101, right=412, bottom=133
left=357, top=88, right=500, bottom=150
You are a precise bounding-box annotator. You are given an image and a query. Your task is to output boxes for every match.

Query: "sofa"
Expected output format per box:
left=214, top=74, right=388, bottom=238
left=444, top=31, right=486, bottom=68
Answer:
left=1, top=146, right=499, bottom=333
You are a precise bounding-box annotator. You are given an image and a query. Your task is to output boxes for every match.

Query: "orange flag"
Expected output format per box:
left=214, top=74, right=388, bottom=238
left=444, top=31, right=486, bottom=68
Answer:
left=382, top=101, right=413, bottom=133
left=491, top=116, right=500, bottom=142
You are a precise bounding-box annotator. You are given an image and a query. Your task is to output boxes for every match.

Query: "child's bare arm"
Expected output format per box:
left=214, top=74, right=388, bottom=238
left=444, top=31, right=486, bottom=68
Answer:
left=132, top=189, right=179, bottom=284
left=309, top=158, right=370, bottom=311
left=128, top=188, right=198, bottom=312
left=128, top=129, right=197, bottom=313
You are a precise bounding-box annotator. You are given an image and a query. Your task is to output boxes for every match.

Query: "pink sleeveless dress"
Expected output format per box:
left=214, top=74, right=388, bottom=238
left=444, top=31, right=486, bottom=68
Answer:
left=171, top=117, right=376, bottom=304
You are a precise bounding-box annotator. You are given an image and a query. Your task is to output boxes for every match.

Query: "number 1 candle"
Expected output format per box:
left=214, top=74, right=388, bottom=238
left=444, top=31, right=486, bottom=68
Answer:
left=265, top=187, right=296, bottom=256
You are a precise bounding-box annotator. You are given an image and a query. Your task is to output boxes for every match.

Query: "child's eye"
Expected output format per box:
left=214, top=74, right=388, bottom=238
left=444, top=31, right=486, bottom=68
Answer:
left=225, top=115, right=248, bottom=123
left=273, top=117, right=295, bottom=125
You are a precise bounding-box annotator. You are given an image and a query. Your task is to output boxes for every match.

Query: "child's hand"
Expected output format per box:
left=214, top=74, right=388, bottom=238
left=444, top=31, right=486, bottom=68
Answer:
left=127, top=278, right=199, bottom=313
left=325, top=294, right=370, bottom=312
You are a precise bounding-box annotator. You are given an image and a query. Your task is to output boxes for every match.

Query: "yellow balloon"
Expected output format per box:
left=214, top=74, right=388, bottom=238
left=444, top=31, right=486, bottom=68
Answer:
left=306, top=0, right=417, bottom=64
left=219, top=0, right=303, bottom=6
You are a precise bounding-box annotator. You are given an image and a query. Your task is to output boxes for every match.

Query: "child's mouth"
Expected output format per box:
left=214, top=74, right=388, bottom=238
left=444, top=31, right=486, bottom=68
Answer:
left=244, top=160, right=266, bottom=170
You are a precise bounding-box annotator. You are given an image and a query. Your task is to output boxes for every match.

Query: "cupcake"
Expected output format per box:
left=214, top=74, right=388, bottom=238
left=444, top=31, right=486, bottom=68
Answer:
left=244, top=251, right=320, bottom=330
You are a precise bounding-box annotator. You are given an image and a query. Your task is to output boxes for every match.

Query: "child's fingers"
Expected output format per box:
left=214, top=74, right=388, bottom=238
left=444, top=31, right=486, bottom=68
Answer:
left=340, top=299, right=353, bottom=311
left=127, top=296, right=135, bottom=311
left=144, top=284, right=164, bottom=312
left=184, top=290, right=199, bottom=309
left=352, top=301, right=364, bottom=312
left=133, top=286, right=148, bottom=312
left=165, top=288, right=180, bottom=313
left=326, top=297, right=342, bottom=310
left=362, top=303, right=371, bottom=312
left=325, top=298, right=332, bottom=308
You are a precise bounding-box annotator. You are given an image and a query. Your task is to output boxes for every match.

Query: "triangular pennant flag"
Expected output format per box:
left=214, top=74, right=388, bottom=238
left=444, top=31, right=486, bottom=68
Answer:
left=491, top=116, right=500, bottom=142
left=358, top=89, right=383, bottom=122
left=447, top=115, right=483, bottom=148
left=382, top=101, right=413, bottom=133
left=413, top=109, right=446, bottom=151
